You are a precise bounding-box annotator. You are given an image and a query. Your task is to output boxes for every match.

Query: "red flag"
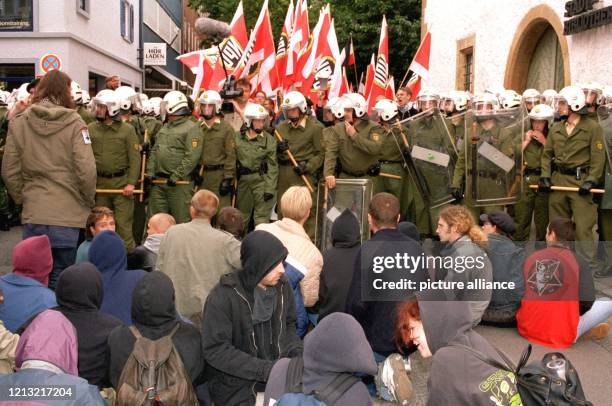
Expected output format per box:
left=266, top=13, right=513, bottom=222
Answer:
left=219, top=0, right=249, bottom=74
left=277, top=0, right=294, bottom=91
left=340, top=67, right=349, bottom=96
left=385, top=76, right=395, bottom=100
left=178, top=50, right=215, bottom=99
left=363, top=53, right=375, bottom=98
left=238, top=0, right=278, bottom=95
left=405, top=31, right=431, bottom=100
left=285, top=0, right=309, bottom=88
left=367, top=15, right=389, bottom=112
left=298, top=6, right=333, bottom=96
left=348, top=37, right=356, bottom=66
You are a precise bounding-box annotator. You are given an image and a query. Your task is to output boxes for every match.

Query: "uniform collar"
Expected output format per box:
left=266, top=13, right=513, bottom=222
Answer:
left=101, top=120, right=122, bottom=131
left=290, top=116, right=307, bottom=129
left=167, top=116, right=189, bottom=127
left=201, top=117, right=221, bottom=129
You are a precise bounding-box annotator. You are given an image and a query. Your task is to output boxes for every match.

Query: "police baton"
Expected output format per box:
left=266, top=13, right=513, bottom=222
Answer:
left=138, top=129, right=149, bottom=203
left=231, top=178, right=238, bottom=208
left=274, top=130, right=315, bottom=193
left=151, top=179, right=191, bottom=185
left=96, top=188, right=144, bottom=194
left=528, top=185, right=605, bottom=194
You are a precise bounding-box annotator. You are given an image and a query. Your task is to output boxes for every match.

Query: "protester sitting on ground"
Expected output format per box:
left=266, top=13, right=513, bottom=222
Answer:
left=283, top=256, right=309, bottom=337
left=107, top=272, right=204, bottom=390
left=76, top=206, right=116, bottom=264
left=480, top=212, right=525, bottom=326
left=89, top=230, right=147, bottom=325
left=516, top=217, right=611, bottom=348
left=396, top=293, right=522, bottom=406
left=55, top=263, right=122, bottom=388
left=127, top=213, right=175, bottom=272
left=264, top=312, right=378, bottom=406
left=156, top=189, right=241, bottom=325
left=0, top=310, right=105, bottom=405
left=256, top=186, right=323, bottom=310
left=216, top=206, right=245, bottom=240
left=201, top=230, right=303, bottom=405
left=436, top=205, right=493, bottom=326
left=318, top=209, right=362, bottom=321
left=0, top=235, right=56, bottom=332
left=0, top=288, right=19, bottom=374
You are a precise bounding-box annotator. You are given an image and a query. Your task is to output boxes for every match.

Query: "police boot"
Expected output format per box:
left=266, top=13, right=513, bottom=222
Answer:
left=0, top=214, right=10, bottom=231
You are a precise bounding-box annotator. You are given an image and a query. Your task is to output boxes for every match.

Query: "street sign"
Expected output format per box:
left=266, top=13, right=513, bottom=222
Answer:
left=144, top=43, right=167, bottom=66
left=39, top=53, right=62, bottom=73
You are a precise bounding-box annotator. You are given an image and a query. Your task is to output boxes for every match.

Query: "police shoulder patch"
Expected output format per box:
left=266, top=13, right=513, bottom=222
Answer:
left=134, top=143, right=140, bottom=151
left=82, top=129, right=91, bottom=145
left=192, top=138, right=199, bottom=148
left=596, top=142, right=604, bottom=150
left=372, top=132, right=381, bottom=142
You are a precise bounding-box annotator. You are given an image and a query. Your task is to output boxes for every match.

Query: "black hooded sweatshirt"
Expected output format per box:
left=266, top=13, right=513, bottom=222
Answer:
left=201, top=230, right=303, bottom=406
left=419, top=291, right=522, bottom=405
left=106, top=272, right=204, bottom=389
left=318, top=209, right=362, bottom=321
left=56, top=263, right=123, bottom=389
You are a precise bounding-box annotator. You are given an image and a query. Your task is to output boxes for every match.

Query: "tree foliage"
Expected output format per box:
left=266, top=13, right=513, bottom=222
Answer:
left=188, top=0, right=421, bottom=84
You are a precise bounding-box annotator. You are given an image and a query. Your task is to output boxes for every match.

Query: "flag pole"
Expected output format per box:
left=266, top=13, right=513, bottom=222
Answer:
left=398, top=28, right=430, bottom=89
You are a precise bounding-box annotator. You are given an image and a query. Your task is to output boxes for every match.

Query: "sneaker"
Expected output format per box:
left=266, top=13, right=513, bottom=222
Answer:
left=583, top=323, right=609, bottom=340
left=594, top=266, right=612, bottom=278
left=378, top=353, right=413, bottom=405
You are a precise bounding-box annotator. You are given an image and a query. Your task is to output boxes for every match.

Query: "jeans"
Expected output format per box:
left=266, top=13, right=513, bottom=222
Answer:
left=48, top=247, right=77, bottom=290
left=577, top=298, right=612, bottom=338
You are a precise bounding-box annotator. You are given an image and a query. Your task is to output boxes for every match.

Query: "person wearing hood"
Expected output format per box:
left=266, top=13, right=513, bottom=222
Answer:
left=88, top=230, right=147, bottom=324
left=398, top=221, right=421, bottom=242
left=201, top=230, right=303, bottom=405
left=396, top=293, right=522, bottom=406
left=0, top=309, right=105, bottom=405
left=264, top=312, right=378, bottom=405
left=107, top=272, right=204, bottom=389
left=55, top=263, right=123, bottom=388
left=1, top=70, right=97, bottom=290
left=128, top=212, right=175, bottom=272
left=0, top=288, right=20, bottom=374
left=0, top=235, right=57, bottom=332
left=318, top=209, right=362, bottom=321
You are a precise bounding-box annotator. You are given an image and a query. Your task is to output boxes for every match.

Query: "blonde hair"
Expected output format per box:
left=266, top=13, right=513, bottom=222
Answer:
left=439, top=205, right=487, bottom=247
left=191, top=189, right=219, bottom=219
left=281, top=186, right=312, bottom=222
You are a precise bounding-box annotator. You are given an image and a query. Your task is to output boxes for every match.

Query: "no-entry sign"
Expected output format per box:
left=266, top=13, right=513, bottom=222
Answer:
left=40, top=53, right=62, bottom=73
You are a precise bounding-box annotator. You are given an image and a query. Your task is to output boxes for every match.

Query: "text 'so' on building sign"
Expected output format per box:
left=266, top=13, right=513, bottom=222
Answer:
left=564, top=0, right=612, bottom=35
left=39, top=54, right=62, bottom=73
left=144, top=43, right=167, bottom=66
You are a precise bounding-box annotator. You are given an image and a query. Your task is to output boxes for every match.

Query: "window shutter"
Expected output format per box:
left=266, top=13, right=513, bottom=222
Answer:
left=129, top=3, right=134, bottom=43
left=120, top=0, right=126, bottom=38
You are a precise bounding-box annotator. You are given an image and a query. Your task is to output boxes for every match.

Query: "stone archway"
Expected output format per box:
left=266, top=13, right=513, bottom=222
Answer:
left=504, top=4, right=571, bottom=93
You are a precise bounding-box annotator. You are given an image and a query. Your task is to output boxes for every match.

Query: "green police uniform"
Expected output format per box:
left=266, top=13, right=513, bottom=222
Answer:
left=143, top=116, right=163, bottom=140
left=597, top=107, right=612, bottom=276
left=542, top=116, right=605, bottom=271
left=77, top=105, right=95, bottom=125
left=89, top=120, right=141, bottom=250
left=276, top=116, right=324, bottom=238
left=453, top=121, right=515, bottom=219
left=126, top=114, right=149, bottom=243
left=513, top=129, right=549, bottom=242
left=194, top=117, right=236, bottom=208
left=447, top=114, right=466, bottom=150
left=377, top=125, right=406, bottom=199
left=235, top=129, right=278, bottom=230
left=146, top=116, right=201, bottom=224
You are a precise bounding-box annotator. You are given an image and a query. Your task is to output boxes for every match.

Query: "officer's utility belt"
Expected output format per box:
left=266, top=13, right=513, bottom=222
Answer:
left=203, top=164, right=224, bottom=171
left=97, top=169, right=126, bottom=178
left=155, top=172, right=170, bottom=179
left=380, top=160, right=403, bottom=164
left=468, top=169, right=502, bottom=181
left=237, top=161, right=268, bottom=176
left=342, top=163, right=381, bottom=178
left=554, top=165, right=589, bottom=177
left=524, top=168, right=542, bottom=176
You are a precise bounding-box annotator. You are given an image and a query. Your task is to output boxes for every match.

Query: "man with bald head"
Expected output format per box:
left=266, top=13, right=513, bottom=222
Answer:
left=156, top=189, right=242, bottom=325
left=127, top=213, right=176, bottom=272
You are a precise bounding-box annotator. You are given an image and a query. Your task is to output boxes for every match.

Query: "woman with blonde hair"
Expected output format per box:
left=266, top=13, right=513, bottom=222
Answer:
left=436, top=205, right=493, bottom=326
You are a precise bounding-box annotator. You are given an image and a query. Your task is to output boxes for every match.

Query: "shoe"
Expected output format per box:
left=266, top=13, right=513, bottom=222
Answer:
left=0, top=214, right=10, bottom=231
left=378, top=353, right=413, bottom=405
left=583, top=323, right=609, bottom=340
left=594, top=266, right=612, bottom=278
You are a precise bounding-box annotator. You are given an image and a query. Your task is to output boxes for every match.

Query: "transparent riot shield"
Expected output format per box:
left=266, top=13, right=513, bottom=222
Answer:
left=597, top=104, right=612, bottom=209
left=400, top=108, right=458, bottom=208
left=464, top=108, right=524, bottom=207
left=445, top=111, right=468, bottom=151
left=315, top=179, right=373, bottom=252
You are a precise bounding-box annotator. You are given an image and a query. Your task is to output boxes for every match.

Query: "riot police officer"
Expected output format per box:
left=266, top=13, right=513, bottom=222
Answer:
left=71, top=81, right=95, bottom=124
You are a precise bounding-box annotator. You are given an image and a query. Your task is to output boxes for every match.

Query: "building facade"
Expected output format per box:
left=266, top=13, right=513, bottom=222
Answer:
left=421, top=0, right=612, bottom=93
left=0, top=0, right=141, bottom=94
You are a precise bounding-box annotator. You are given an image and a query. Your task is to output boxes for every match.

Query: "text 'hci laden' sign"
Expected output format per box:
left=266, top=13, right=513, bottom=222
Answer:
left=144, top=43, right=167, bottom=66
left=564, top=0, right=612, bottom=35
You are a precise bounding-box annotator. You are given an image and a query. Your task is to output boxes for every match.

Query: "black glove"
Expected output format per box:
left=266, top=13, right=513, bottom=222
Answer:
left=263, top=192, right=274, bottom=202
left=192, top=169, right=203, bottom=186
left=219, top=178, right=234, bottom=196
left=141, top=141, right=151, bottom=155
left=366, top=163, right=381, bottom=177
left=167, top=178, right=177, bottom=187
left=579, top=180, right=595, bottom=196
left=143, top=176, right=152, bottom=189
left=401, top=145, right=411, bottom=158
left=294, top=160, right=308, bottom=176
left=277, top=139, right=290, bottom=153
left=450, top=187, right=463, bottom=200
left=538, top=177, right=552, bottom=193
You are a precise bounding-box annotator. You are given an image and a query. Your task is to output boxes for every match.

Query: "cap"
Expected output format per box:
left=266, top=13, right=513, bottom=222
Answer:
left=480, top=212, right=516, bottom=235
left=26, top=77, right=41, bottom=93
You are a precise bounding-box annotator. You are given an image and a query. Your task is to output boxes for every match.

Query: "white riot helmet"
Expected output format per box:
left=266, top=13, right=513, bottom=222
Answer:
left=149, top=97, right=162, bottom=117
left=528, top=104, right=555, bottom=124
left=345, top=93, right=368, bottom=118
left=0, top=91, right=9, bottom=106
left=542, top=89, right=557, bottom=106
left=580, top=81, right=604, bottom=106
left=141, top=100, right=155, bottom=116
left=92, top=89, right=121, bottom=118
left=115, top=86, right=140, bottom=112
left=603, top=85, right=612, bottom=104
left=555, top=86, right=586, bottom=113
left=243, top=102, right=269, bottom=128
left=472, top=92, right=500, bottom=118
left=416, top=87, right=440, bottom=112
left=522, top=89, right=541, bottom=110
left=198, top=90, right=223, bottom=115
left=373, top=98, right=399, bottom=122
left=325, top=97, right=345, bottom=120
left=14, top=83, right=30, bottom=102
left=484, top=85, right=505, bottom=98
left=161, top=91, right=189, bottom=118
left=281, top=91, right=307, bottom=114
left=448, top=90, right=469, bottom=113
left=82, top=90, right=91, bottom=105
left=499, top=90, right=522, bottom=109
left=70, top=81, right=83, bottom=104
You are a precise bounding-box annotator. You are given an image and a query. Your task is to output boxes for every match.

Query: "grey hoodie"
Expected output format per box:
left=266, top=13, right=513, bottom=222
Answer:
left=419, top=292, right=522, bottom=406
left=264, top=312, right=377, bottom=406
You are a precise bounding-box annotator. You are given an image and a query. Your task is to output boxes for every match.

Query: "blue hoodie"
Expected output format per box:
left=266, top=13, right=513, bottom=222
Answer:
left=88, top=231, right=146, bottom=325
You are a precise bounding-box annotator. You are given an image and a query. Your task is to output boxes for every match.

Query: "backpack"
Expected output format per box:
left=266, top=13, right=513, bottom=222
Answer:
left=116, top=324, right=198, bottom=406
left=276, top=357, right=361, bottom=406
left=453, top=343, right=592, bottom=406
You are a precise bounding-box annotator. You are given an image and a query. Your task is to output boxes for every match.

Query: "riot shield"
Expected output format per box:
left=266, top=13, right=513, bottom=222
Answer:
left=464, top=108, right=524, bottom=207
left=445, top=111, right=468, bottom=151
left=400, top=108, right=458, bottom=208
left=597, top=103, right=612, bottom=209
left=315, top=179, right=372, bottom=252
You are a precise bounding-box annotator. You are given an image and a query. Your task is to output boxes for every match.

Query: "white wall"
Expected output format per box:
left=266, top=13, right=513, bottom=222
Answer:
left=423, top=0, right=612, bottom=92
